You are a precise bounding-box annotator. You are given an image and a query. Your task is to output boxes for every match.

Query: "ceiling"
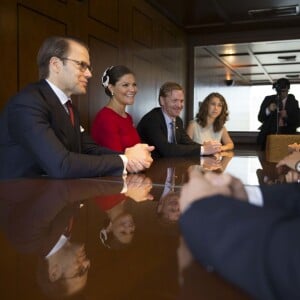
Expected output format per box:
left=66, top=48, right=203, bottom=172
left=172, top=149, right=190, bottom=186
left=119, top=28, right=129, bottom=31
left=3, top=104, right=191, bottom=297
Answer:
left=147, top=0, right=300, bottom=86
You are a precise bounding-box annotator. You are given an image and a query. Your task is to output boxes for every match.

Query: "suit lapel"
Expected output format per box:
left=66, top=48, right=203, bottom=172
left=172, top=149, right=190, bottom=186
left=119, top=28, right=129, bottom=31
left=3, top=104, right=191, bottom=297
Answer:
left=38, top=80, right=81, bottom=152
left=158, top=108, right=168, bottom=138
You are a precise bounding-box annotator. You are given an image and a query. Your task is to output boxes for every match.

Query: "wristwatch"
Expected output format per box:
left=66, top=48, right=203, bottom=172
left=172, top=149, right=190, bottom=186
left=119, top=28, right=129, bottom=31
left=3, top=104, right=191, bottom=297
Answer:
left=296, top=160, right=300, bottom=173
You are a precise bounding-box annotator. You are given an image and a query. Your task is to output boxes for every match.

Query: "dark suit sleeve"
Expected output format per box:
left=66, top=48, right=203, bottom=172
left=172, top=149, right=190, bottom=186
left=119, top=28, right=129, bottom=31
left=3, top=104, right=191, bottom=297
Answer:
left=285, top=95, right=300, bottom=129
left=7, top=88, right=124, bottom=178
left=258, top=95, right=276, bottom=123
left=261, top=183, right=300, bottom=211
left=80, top=131, right=122, bottom=155
left=179, top=193, right=300, bottom=300
left=137, top=108, right=200, bottom=157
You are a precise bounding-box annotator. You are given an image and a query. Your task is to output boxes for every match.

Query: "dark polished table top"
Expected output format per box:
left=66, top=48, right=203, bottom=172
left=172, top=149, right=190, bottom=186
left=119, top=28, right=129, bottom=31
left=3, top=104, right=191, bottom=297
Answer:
left=1, top=151, right=280, bottom=300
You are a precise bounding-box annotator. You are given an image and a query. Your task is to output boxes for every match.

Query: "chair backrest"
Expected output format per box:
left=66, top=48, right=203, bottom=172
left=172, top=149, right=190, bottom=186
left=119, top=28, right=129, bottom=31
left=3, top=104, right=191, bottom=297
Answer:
left=266, top=134, right=300, bottom=162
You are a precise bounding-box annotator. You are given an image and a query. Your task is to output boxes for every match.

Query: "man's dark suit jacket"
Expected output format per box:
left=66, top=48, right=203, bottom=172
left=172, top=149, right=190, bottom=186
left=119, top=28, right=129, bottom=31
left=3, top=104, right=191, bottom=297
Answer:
left=257, top=94, right=300, bottom=149
left=179, top=183, right=300, bottom=300
left=0, top=80, right=124, bottom=179
left=137, top=107, right=200, bottom=158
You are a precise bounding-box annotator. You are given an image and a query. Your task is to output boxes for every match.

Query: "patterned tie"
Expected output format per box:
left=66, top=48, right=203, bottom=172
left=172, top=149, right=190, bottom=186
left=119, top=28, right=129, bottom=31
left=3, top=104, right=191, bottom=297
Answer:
left=170, top=119, right=177, bottom=144
left=278, top=99, right=287, bottom=127
left=66, top=100, right=75, bottom=127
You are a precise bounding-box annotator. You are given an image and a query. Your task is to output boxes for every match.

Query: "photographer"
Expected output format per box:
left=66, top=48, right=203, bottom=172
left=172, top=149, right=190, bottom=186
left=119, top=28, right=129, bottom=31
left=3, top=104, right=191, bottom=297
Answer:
left=257, top=78, right=300, bottom=150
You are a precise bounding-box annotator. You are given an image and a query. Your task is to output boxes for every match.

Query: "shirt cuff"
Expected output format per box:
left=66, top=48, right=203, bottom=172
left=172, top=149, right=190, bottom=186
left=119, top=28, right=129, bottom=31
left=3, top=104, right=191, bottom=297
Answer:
left=245, top=185, right=263, bottom=206
left=200, top=145, right=204, bottom=155
left=119, top=154, right=128, bottom=175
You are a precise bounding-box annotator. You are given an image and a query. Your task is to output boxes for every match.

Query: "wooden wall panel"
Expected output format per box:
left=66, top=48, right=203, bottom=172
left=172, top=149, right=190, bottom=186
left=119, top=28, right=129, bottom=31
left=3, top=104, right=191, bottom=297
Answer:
left=18, top=5, right=66, bottom=89
left=132, top=8, right=152, bottom=48
left=162, top=27, right=177, bottom=61
left=130, top=54, right=155, bottom=124
left=89, top=0, right=119, bottom=30
left=1, top=0, right=17, bottom=109
left=88, top=36, right=119, bottom=128
left=1, top=0, right=187, bottom=132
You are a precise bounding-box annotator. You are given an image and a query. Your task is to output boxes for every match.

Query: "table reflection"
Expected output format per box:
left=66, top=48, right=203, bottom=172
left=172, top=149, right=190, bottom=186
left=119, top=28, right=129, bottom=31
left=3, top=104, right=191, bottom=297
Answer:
left=0, top=178, right=130, bottom=299
left=1, top=152, right=271, bottom=299
left=0, top=177, right=158, bottom=299
left=145, top=152, right=263, bottom=187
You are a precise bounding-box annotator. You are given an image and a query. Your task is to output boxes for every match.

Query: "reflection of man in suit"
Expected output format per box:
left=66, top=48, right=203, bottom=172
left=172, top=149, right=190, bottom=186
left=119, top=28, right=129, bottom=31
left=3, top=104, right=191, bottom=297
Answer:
left=0, top=36, right=153, bottom=179
left=157, top=167, right=180, bottom=222
left=0, top=178, right=128, bottom=298
left=179, top=167, right=300, bottom=300
left=137, top=82, right=220, bottom=158
left=0, top=179, right=93, bottom=298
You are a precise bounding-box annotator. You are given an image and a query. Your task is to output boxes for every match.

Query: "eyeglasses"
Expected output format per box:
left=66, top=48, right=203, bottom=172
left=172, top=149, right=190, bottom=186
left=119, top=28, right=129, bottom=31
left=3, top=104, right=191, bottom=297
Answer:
left=61, top=57, right=93, bottom=73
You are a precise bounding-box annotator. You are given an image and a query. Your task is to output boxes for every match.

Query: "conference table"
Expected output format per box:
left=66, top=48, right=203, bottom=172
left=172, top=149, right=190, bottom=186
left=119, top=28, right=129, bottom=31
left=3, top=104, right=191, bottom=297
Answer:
left=0, top=150, right=281, bottom=300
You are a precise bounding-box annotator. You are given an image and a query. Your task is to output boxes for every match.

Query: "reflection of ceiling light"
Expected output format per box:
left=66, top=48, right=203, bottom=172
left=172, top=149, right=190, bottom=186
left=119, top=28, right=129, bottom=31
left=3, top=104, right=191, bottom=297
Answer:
left=278, top=55, right=297, bottom=61
left=248, top=5, right=299, bottom=18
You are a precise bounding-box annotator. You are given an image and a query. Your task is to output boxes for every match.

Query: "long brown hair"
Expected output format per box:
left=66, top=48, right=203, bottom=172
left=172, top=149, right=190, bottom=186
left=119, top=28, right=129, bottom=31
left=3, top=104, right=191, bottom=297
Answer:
left=196, top=92, right=229, bottom=132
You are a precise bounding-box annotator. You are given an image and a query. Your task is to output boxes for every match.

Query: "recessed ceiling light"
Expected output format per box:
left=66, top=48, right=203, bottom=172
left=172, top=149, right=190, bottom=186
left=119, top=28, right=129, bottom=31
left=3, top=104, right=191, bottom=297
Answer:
left=286, top=74, right=299, bottom=78
left=248, top=5, right=299, bottom=18
left=278, top=55, right=297, bottom=61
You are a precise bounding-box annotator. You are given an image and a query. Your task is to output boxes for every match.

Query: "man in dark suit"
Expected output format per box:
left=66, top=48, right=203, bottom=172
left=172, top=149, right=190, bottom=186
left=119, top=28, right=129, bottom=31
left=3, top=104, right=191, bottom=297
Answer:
left=179, top=163, right=300, bottom=300
left=137, top=82, right=221, bottom=158
left=257, top=77, right=300, bottom=150
left=0, top=36, right=154, bottom=179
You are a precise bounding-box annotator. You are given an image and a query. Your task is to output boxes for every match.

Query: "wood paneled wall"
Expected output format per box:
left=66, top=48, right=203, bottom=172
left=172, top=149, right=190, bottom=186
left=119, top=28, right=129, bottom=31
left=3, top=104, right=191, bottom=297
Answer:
left=0, top=0, right=187, bottom=130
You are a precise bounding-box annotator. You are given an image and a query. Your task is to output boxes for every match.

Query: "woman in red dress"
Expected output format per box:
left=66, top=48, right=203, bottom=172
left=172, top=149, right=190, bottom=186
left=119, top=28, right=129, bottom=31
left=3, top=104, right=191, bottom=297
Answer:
left=91, top=65, right=141, bottom=152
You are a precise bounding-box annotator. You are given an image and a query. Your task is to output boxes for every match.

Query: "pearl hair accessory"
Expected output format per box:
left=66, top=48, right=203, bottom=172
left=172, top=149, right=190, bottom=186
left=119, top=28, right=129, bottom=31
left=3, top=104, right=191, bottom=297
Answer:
left=101, top=66, right=114, bottom=88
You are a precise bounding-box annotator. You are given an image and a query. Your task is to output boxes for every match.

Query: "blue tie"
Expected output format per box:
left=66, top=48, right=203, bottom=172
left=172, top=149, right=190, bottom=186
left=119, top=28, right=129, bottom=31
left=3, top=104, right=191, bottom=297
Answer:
left=170, top=119, right=177, bottom=144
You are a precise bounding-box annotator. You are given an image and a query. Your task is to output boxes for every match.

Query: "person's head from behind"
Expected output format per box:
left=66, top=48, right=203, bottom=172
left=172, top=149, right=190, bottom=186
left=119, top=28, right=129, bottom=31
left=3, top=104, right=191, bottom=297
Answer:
left=36, top=241, right=90, bottom=299
left=159, top=82, right=184, bottom=118
left=101, top=65, right=137, bottom=106
left=197, top=92, right=229, bottom=132
left=37, top=36, right=92, bottom=97
left=100, top=213, right=135, bottom=249
left=273, top=77, right=290, bottom=99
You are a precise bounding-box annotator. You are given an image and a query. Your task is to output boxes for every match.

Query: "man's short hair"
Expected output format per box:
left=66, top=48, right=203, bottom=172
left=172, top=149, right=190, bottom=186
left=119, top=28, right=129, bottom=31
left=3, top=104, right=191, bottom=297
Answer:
left=158, top=82, right=183, bottom=105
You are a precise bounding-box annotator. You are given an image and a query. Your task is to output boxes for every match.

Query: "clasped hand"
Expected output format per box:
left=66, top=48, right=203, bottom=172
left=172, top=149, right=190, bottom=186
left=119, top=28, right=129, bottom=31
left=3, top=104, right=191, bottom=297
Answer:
left=202, top=140, right=222, bottom=155
left=276, top=151, right=300, bottom=183
left=125, top=143, right=155, bottom=173
left=124, top=173, right=153, bottom=202
left=179, top=166, right=248, bottom=213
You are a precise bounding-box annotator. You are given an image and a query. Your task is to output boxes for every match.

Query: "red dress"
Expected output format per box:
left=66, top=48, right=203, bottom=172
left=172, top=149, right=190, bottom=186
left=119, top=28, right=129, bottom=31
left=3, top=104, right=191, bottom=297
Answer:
left=91, top=107, right=141, bottom=152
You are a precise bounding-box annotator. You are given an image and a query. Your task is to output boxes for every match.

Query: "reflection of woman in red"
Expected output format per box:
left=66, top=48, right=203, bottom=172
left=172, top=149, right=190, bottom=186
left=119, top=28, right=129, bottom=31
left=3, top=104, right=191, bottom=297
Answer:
left=95, top=174, right=153, bottom=249
left=95, top=194, right=135, bottom=249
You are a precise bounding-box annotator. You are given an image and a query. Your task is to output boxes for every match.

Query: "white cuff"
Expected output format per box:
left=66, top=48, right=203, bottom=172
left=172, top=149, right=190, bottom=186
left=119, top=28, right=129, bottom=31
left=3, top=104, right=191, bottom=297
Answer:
left=200, top=145, right=204, bottom=155
left=245, top=185, right=263, bottom=206
left=119, top=154, right=128, bottom=175
left=121, top=175, right=128, bottom=193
